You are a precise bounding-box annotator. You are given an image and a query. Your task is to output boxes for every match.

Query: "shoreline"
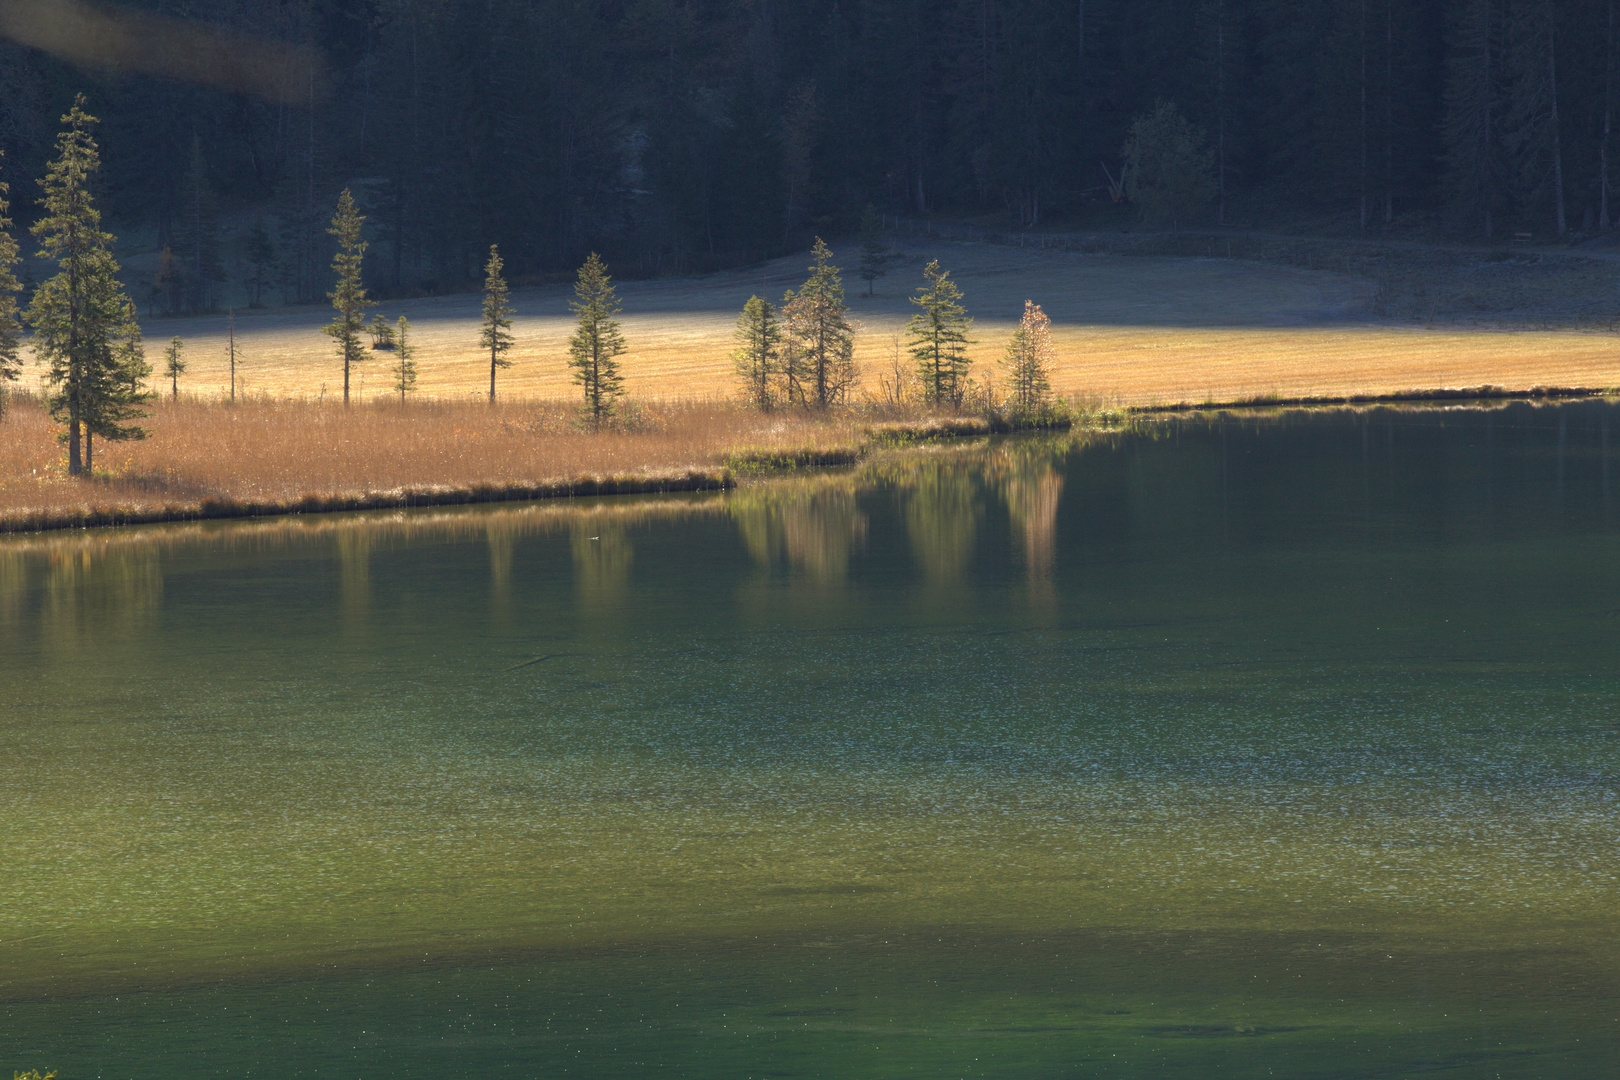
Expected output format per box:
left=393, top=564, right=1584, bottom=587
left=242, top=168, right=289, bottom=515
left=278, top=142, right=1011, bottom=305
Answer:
left=0, top=469, right=734, bottom=535
left=1, top=388, right=1612, bottom=536
left=1132, top=383, right=1617, bottom=412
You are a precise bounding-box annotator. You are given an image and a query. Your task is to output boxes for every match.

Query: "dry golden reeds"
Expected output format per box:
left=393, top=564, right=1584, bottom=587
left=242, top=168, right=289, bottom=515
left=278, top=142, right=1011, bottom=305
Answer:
left=0, top=392, right=945, bottom=531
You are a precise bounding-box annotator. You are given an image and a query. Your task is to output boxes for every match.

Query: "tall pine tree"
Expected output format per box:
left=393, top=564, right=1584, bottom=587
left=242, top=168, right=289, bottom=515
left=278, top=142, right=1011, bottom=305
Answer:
left=781, top=238, right=856, bottom=409
left=324, top=188, right=372, bottom=405
left=567, top=253, right=626, bottom=425
left=857, top=205, right=892, bottom=297
left=1443, top=0, right=1505, bottom=236
left=0, top=150, right=22, bottom=420
left=732, top=295, right=781, bottom=411
left=163, top=336, right=186, bottom=399
left=1001, top=300, right=1054, bottom=415
left=26, top=96, right=146, bottom=475
left=83, top=300, right=153, bottom=472
left=908, top=259, right=973, bottom=407
left=481, top=244, right=514, bottom=401
left=394, top=316, right=418, bottom=402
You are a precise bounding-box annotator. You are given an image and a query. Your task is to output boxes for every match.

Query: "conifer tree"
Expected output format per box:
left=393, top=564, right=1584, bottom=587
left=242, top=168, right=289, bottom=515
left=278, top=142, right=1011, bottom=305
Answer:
left=323, top=188, right=372, bottom=405
left=82, top=300, right=153, bottom=472
left=1001, top=300, right=1054, bottom=415
left=781, top=238, right=856, bottom=408
left=907, top=259, right=973, bottom=406
left=732, top=295, right=781, bottom=411
left=1443, top=0, right=1504, bottom=237
left=155, top=244, right=181, bottom=315
left=481, top=244, right=514, bottom=401
left=25, top=96, right=146, bottom=475
left=245, top=215, right=276, bottom=307
left=1122, top=102, right=1217, bottom=229
left=567, top=252, right=626, bottom=425
left=163, top=336, right=186, bottom=399
left=369, top=313, right=396, bottom=350
left=180, top=135, right=225, bottom=312
left=0, top=151, right=22, bottom=421
left=857, top=205, right=893, bottom=297
left=393, top=316, right=417, bottom=402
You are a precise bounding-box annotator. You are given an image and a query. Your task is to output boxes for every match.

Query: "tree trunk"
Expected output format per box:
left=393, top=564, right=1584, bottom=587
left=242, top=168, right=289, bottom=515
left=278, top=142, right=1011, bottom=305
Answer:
left=1384, top=0, right=1394, bottom=223
left=1217, top=3, right=1227, bottom=225
left=1605, top=0, right=1615, bottom=230
left=1546, top=0, right=1566, bottom=236
left=1359, top=0, right=1369, bottom=231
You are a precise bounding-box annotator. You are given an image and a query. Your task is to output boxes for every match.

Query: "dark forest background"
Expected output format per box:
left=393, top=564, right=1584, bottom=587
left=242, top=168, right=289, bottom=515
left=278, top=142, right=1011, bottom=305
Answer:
left=0, top=0, right=1610, bottom=306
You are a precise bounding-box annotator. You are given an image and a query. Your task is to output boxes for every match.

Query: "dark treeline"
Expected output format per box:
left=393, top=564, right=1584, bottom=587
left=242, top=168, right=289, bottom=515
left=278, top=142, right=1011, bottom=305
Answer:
left=0, top=0, right=1611, bottom=303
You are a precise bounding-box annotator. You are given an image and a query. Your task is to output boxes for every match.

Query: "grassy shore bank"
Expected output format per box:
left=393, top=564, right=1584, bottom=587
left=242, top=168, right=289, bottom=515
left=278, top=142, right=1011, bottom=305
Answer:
left=0, top=394, right=1091, bottom=533
left=6, top=386, right=1616, bottom=533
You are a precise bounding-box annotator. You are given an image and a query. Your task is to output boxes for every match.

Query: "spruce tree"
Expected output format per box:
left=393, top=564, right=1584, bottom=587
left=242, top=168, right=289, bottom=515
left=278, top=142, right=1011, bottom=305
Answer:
left=393, top=316, right=418, bottom=402
left=567, top=252, right=626, bottom=426
left=1122, top=102, right=1217, bottom=230
left=480, top=244, right=514, bottom=401
left=0, top=151, right=22, bottom=421
left=323, top=188, right=372, bottom=405
left=25, top=96, right=146, bottom=475
left=369, top=313, right=396, bottom=349
left=155, top=245, right=181, bottom=315
left=245, top=215, right=276, bottom=307
left=780, top=238, right=856, bottom=409
left=1443, top=0, right=1504, bottom=237
left=857, top=205, right=893, bottom=297
left=907, top=259, right=973, bottom=407
left=732, top=295, right=780, bottom=411
left=163, top=336, right=186, bottom=399
left=179, top=135, right=225, bottom=312
left=1001, top=301, right=1054, bottom=415
left=82, top=300, right=153, bottom=471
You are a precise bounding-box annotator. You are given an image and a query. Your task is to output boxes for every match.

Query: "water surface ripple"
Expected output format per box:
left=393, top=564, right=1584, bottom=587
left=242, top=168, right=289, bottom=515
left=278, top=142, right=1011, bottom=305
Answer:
left=2, top=402, right=1617, bottom=1078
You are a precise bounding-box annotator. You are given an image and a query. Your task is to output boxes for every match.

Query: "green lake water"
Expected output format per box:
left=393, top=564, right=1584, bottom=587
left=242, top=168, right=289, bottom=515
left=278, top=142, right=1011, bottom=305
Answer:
left=2, top=402, right=1618, bottom=1078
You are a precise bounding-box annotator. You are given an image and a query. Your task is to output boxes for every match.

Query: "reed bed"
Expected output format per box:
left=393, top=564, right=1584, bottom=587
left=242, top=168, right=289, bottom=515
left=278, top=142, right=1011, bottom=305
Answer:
left=0, top=393, right=1033, bottom=531
left=0, top=393, right=898, bottom=531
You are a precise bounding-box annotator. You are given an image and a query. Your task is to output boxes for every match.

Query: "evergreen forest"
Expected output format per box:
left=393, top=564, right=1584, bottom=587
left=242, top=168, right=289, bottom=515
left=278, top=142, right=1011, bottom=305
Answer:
left=0, top=0, right=1609, bottom=302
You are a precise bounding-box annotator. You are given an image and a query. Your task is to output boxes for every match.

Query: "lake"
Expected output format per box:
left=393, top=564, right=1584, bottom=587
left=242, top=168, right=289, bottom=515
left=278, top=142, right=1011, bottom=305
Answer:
left=2, top=402, right=1617, bottom=1078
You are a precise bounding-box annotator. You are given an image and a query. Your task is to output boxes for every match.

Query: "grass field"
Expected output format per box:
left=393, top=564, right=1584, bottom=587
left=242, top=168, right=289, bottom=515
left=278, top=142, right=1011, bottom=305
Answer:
left=6, top=239, right=1620, bottom=529
left=21, top=239, right=1620, bottom=409
left=0, top=396, right=891, bottom=526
